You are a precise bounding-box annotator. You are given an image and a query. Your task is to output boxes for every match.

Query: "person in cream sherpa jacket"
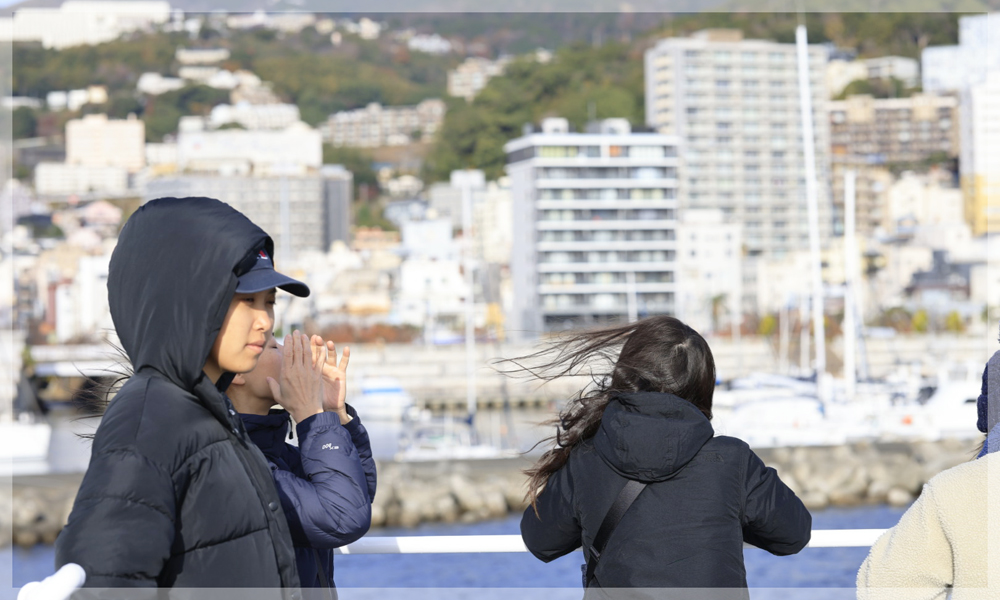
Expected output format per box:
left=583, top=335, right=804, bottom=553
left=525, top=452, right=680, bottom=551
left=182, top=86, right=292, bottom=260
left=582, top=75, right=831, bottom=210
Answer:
left=857, top=351, right=1000, bottom=600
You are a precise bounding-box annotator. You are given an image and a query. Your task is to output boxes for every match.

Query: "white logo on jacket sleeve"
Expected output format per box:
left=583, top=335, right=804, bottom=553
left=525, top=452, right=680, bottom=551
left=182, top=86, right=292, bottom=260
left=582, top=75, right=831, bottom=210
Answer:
left=321, top=443, right=340, bottom=450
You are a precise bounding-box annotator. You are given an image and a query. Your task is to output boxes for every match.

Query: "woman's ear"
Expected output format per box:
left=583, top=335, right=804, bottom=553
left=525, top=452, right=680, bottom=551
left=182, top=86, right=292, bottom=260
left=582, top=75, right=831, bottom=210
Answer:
left=231, top=374, right=247, bottom=386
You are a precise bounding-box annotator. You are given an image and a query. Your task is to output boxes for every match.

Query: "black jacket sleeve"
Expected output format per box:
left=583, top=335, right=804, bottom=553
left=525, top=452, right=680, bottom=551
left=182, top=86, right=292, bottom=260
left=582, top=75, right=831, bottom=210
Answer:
left=343, top=404, right=377, bottom=501
left=273, top=411, right=372, bottom=549
left=519, top=463, right=582, bottom=562
left=741, top=450, right=812, bottom=555
left=55, top=446, right=176, bottom=589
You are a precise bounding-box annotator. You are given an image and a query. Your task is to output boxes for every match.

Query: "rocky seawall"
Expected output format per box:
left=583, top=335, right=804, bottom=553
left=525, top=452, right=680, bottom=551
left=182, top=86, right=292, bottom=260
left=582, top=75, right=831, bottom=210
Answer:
left=1, top=439, right=982, bottom=548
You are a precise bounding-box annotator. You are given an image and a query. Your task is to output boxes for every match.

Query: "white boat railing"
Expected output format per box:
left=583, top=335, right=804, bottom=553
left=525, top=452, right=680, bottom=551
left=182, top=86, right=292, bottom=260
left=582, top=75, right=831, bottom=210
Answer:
left=333, top=529, right=887, bottom=555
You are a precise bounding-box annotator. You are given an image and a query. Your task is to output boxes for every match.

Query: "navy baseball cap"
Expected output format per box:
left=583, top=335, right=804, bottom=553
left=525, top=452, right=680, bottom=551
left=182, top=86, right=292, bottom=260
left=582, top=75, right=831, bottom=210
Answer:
left=235, top=247, right=310, bottom=297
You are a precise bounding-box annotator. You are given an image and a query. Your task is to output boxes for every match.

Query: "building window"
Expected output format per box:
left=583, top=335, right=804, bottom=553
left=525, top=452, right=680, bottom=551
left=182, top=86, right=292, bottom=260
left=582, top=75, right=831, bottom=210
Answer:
left=629, top=145, right=666, bottom=158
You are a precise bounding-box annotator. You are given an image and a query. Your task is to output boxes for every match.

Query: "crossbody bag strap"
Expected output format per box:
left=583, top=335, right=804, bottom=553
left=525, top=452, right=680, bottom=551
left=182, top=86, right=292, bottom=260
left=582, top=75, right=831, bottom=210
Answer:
left=312, top=547, right=336, bottom=600
left=583, top=479, right=647, bottom=588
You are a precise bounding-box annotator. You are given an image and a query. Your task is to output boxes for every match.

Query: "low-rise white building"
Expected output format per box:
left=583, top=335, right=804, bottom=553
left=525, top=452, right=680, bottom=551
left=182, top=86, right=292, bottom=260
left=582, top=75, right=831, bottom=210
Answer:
left=402, top=219, right=457, bottom=261
left=145, top=142, right=179, bottom=167
left=408, top=34, right=452, bottom=54
left=176, top=122, right=322, bottom=176
left=35, top=163, right=128, bottom=196
left=137, top=73, right=186, bottom=96
left=447, top=56, right=510, bottom=101
left=427, top=169, right=487, bottom=230
left=53, top=251, right=113, bottom=342
left=66, top=114, right=145, bottom=173
left=395, top=257, right=473, bottom=328
left=209, top=102, right=301, bottom=130
left=473, top=178, right=513, bottom=265
left=0, top=1, right=172, bottom=49
left=323, top=99, right=445, bottom=148
left=676, top=209, right=742, bottom=334
left=886, top=171, right=964, bottom=232
left=46, top=87, right=106, bottom=112
left=863, top=56, right=919, bottom=88
left=179, top=66, right=238, bottom=90
left=176, top=48, right=230, bottom=65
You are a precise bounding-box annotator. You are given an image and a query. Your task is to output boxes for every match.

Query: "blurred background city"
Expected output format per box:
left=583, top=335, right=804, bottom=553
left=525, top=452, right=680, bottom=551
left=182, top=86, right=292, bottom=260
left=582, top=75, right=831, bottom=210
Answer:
left=1, top=4, right=999, bottom=591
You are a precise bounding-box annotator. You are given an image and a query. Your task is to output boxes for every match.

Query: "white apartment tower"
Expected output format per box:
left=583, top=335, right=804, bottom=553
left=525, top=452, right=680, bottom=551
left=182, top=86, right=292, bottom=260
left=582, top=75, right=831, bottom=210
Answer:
left=644, top=29, right=833, bottom=260
left=505, top=118, right=680, bottom=339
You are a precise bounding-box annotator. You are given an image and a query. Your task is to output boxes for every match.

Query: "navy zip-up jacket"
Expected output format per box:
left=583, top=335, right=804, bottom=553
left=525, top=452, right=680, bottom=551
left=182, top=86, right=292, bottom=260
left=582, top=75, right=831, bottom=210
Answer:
left=241, top=404, right=377, bottom=588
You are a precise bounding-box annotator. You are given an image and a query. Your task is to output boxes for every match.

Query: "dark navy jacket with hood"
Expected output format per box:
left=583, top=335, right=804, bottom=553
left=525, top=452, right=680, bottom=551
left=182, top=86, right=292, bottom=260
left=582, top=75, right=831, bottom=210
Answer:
left=520, top=392, right=811, bottom=593
left=55, top=197, right=301, bottom=596
left=239, top=404, right=377, bottom=589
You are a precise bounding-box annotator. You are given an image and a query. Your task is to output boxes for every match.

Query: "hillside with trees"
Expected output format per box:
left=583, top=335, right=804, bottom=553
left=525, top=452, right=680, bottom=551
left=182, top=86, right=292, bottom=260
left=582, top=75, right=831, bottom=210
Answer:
left=12, top=12, right=964, bottom=174
left=423, top=12, right=963, bottom=182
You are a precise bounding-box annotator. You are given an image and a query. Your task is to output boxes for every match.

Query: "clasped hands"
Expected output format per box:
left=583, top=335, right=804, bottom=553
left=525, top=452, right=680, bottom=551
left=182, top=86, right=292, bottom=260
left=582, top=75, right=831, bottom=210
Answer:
left=266, top=330, right=352, bottom=426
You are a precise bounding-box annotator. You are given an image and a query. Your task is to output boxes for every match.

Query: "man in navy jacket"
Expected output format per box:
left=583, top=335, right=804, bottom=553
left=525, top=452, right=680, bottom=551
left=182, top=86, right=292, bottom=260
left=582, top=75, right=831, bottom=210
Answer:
left=228, top=325, right=377, bottom=590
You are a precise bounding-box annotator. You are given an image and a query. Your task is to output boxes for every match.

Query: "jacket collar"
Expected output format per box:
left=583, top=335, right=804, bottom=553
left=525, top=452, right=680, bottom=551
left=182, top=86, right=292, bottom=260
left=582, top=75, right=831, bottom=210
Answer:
left=240, top=409, right=291, bottom=451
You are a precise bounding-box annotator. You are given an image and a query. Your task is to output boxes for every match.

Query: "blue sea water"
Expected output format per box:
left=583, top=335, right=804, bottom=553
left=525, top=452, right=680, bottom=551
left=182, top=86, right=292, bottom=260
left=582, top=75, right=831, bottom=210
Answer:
left=3, top=503, right=906, bottom=597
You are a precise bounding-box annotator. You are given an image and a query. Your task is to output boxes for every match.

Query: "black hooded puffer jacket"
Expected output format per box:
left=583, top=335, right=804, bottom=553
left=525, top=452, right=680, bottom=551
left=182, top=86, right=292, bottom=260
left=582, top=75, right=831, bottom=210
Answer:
left=55, top=197, right=301, bottom=597
left=521, top=392, right=811, bottom=594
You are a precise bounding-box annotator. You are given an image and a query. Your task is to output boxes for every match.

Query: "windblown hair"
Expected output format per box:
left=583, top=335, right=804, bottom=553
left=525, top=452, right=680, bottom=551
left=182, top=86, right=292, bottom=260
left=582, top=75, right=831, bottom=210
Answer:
left=73, top=338, right=133, bottom=440
left=502, top=316, right=716, bottom=512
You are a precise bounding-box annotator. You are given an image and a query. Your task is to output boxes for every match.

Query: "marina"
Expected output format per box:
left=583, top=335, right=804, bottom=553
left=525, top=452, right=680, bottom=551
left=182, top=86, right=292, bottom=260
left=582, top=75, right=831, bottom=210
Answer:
left=4, top=9, right=1000, bottom=596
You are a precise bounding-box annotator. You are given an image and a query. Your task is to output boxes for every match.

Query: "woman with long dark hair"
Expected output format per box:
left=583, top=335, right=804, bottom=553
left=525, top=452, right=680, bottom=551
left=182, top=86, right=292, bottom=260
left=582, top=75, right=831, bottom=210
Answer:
left=517, top=316, right=811, bottom=594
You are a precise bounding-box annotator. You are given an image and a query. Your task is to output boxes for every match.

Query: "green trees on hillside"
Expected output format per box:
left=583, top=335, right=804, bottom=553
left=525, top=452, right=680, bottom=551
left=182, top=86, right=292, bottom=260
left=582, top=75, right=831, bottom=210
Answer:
left=424, top=42, right=644, bottom=181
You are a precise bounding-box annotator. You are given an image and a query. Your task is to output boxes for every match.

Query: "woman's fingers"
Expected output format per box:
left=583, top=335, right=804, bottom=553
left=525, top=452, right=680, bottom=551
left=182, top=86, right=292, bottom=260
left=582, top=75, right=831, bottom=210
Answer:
left=310, top=335, right=325, bottom=368
left=283, top=333, right=293, bottom=370
left=339, top=346, right=351, bottom=372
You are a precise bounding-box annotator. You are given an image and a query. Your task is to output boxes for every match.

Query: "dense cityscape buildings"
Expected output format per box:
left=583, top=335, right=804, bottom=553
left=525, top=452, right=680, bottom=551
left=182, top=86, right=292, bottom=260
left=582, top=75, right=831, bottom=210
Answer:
left=644, top=29, right=834, bottom=261
left=3, top=8, right=997, bottom=350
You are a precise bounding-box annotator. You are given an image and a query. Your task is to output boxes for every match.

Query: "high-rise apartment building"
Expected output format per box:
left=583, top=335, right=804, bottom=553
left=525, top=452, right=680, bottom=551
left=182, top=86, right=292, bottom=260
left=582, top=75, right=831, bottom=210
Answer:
left=922, top=13, right=1000, bottom=94
left=144, top=169, right=352, bottom=257
left=504, top=118, right=680, bottom=338
left=644, top=29, right=833, bottom=261
left=959, top=73, right=1000, bottom=236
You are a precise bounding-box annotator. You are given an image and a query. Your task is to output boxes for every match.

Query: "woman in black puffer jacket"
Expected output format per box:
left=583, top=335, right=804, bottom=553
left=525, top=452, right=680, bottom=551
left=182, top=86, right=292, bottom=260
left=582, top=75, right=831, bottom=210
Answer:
left=517, top=316, right=812, bottom=596
left=55, top=197, right=306, bottom=597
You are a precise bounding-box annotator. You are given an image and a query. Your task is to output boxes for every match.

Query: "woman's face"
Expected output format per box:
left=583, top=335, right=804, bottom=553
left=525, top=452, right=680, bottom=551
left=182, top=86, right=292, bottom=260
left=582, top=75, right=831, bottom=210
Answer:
left=204, top=289, right=276, bottom=383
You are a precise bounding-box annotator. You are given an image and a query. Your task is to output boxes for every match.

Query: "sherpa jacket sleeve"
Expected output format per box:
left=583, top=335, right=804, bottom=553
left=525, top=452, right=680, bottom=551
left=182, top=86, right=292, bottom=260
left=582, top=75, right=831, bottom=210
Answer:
left=272, top=411, right=372, bottom=549
left=344, top=403, right=377, bottom=501
left=855, top=482, right=953, bottom=600
left=741, top=450, right=812, bottom=555
left=55, top=445, right=176, bottom=590
left=520, top=462, right=582, bottom=562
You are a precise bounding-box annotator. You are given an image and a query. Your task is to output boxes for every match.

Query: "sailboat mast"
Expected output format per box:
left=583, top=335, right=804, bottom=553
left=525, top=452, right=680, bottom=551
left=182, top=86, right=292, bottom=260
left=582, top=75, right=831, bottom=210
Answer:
left=844, top=170, right=857, bottom=402
left=795, top=24, right=827, bottom=401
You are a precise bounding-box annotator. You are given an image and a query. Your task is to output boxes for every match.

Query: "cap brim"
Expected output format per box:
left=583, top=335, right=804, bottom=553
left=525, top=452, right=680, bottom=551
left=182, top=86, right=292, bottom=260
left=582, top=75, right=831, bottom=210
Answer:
left=235, top=269, right=310, bottom=298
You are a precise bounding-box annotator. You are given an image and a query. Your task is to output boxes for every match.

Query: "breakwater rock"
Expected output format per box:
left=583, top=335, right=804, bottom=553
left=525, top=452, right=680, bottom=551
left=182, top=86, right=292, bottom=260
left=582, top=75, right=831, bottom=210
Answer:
left=754, top=438, right=978, bottom=510
left=1, top=439, right=981, bottom=548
